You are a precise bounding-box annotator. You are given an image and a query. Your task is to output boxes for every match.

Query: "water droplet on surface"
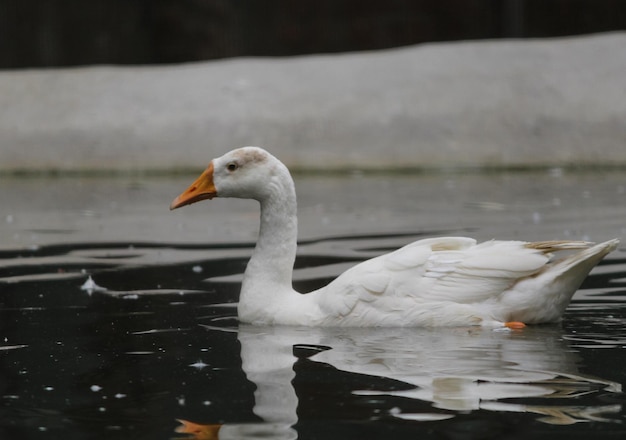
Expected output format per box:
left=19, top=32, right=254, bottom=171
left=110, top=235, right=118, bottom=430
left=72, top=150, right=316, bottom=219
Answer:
left=190, top=360, right=209, bottom=370
left=192, top=265, right=203, bottom=273
left=80, top=276, right=107, bottom=295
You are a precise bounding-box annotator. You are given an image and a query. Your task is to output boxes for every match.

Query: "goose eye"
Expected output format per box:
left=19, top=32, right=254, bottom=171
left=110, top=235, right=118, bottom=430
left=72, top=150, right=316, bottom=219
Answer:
left=226, top=162, right=238, bottom=172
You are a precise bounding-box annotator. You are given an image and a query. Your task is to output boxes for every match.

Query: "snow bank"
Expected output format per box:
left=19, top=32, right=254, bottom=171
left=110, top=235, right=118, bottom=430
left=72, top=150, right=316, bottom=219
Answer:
left=1, top=32, right=625, bottom=172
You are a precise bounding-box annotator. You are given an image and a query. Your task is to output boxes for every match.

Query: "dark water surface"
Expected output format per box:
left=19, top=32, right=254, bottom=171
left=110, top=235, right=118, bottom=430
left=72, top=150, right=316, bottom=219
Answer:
left=1, top=171, right=625, bottom=439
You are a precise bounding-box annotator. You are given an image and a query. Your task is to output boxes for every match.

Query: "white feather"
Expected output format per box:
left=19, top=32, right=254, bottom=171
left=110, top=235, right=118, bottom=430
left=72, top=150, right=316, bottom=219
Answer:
left=171, top=147, right=620, bottom=327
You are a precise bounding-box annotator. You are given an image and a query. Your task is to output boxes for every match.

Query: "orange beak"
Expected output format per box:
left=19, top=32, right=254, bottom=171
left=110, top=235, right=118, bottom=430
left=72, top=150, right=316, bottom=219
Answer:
left=169, top=162, right=217, bottom=210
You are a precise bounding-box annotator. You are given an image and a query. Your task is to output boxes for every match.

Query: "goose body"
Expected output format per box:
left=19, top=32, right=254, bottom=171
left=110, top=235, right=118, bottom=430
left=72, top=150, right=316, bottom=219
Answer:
left=170, top=147, right=619, bottom=328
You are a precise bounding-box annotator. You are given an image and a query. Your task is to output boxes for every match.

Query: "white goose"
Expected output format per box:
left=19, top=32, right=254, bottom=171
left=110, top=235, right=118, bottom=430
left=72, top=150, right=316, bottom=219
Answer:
left=170, top=147, right=619, bottom=328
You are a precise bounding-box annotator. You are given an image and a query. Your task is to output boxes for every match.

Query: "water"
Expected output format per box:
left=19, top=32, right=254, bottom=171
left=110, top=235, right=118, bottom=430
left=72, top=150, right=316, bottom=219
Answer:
left=1, top=170, right=625, bottom=439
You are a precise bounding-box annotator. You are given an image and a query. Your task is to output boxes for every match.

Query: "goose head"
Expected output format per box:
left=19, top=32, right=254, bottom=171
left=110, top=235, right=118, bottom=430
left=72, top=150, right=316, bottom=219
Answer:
left=170, top=146, right=288, bottom=209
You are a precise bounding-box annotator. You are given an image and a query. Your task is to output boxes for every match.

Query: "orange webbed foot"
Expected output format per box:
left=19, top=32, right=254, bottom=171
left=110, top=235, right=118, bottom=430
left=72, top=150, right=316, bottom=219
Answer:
left=504, top=321, right=527, bottom=329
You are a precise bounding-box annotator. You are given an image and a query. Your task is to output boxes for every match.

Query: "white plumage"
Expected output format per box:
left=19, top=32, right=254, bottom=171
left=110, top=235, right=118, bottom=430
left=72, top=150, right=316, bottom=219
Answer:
left=170, top=146, right=619, bottom=328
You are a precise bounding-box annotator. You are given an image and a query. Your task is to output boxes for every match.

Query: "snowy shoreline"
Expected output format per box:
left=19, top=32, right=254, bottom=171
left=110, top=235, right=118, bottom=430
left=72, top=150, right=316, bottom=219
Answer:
left=1, top=32, right=625, bottom=173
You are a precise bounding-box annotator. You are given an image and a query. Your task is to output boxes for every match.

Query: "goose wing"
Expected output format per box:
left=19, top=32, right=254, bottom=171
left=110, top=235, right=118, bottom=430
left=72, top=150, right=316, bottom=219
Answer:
left=316, top=237, right=556, bottom=321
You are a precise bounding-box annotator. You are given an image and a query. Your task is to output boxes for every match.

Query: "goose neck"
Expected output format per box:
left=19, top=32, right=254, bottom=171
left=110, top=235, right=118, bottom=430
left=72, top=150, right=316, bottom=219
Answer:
left=243, top=178, right=298, bottom=292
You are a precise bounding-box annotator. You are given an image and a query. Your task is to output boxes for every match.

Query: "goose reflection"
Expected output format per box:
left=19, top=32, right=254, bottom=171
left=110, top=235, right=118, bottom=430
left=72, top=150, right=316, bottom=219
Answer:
left=175, top=324, right=622, bottom=439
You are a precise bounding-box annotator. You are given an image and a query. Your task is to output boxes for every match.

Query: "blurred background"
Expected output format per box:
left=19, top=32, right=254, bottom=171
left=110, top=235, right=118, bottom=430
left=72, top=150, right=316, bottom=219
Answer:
left=2, top=0, right=625, bottom=69
left=1, top=1, right=625, bottom=173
